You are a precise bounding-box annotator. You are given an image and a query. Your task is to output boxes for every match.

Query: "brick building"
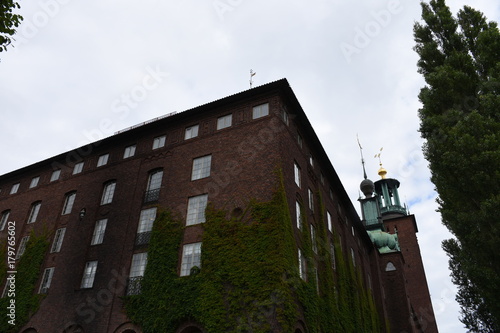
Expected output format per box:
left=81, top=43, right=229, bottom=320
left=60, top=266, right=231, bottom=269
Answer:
left=0, top=79, right=438, bottom=332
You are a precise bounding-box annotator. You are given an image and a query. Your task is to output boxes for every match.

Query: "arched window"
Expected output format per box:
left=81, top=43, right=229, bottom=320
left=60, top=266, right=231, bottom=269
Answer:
left=385, top=261, right=396, bottom=271
left=144, top=169, right=163, bottom=203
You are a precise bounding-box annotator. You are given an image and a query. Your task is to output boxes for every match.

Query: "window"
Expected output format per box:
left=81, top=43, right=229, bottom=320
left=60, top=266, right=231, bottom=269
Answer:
left=16, top=236, right=30, bottom=259
left=309, top=155, right=314, bottom=168
left=297, top=134, right=303, bottom=148
left=97, top=154, right=109, bottom=167
left=10, top=183, right=19, bottom=194
left=127, top=252, right=148, bottom=295
left=252, top=103, right=269, bottom=119
left=186, top=194, right=208, bottom=226
left=311, top=225, right=317, bottom=253
left=152, top=135, right=166, bottom=149
left=62, top=192, right=76, bottom=215
left=191, top=155, right=212, bottom=180
left=350, top=248, right=356, bottom=267
left=123, top=145, right=136, bottom=158
left=294, top=162, right=301, bottom=188
left=308, top=189, right=314, bottom=212
left=137, top=208, right=157, bottom=233
left=385, top=262, right=396, bottom=271
left=50, top=228, right=66, bottom=253
left=29, top=176, right=40, bottom=188
left=185, top=125, right=199, bottom=140
left=327, top=211, right=332, bottom=232
left=296, top=201, right=303, bottom=229
left=101, top=181, right=116, bottom=205
left=330, top=242, right=336, bottom=270
left=320, top=172, right=325, bottom=185
left=39, top=267, right=55, bottom=294
left=50, top=169, right=61, bottom=182
left=81, top=261, right=98, bottom=289
left=298, top=249, right=306, bottom=280
left=281, top=108, right=289, bottom=125
left=180, top=242, right=202, bottom=276
left=73, top=162, right=84, bottom=175
left=91, top=219, right=107, bottom=245
left=144, top=170, right=163, bottom=203
left=130, top=253, right=148, bottom=278
left=28, top=202, right=41, bottom=223
left=217, top=114, right=232, bottom=130
left=0, top=210, right=10, bottom=231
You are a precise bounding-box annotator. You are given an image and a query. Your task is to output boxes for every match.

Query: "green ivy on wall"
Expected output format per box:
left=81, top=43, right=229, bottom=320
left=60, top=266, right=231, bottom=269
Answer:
left=0, top=230, right=49, bottom=333
left=125, top=173, right=383, bottom=332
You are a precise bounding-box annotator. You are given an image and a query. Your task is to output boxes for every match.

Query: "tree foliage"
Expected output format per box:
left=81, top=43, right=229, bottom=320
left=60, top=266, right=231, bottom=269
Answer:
left=414, top=1, right=500, bottom=331
left=0, top=0, right=22, bottom=55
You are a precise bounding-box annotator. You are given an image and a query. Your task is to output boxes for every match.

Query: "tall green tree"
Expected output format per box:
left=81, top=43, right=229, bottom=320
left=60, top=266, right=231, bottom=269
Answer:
left=0, top=0, right=22, bottom=55
left=413, top=1, right=500, bottom=331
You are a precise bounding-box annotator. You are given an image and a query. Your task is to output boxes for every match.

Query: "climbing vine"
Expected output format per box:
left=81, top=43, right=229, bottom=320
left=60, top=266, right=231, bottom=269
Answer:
left=0, top=230, right=49, bottom=333
left=125, top=172, right=383, bottom=332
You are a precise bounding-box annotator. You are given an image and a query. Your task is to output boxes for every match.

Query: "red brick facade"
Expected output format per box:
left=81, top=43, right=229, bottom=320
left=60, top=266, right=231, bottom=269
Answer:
left=0, top=79, right=437, bottom=332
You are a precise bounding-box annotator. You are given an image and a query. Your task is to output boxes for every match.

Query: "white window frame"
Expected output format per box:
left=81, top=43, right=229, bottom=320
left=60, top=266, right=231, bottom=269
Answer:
left=137, top=208, right=157, bottom=233
left=294, top=162, right=301, bottom=188
left=252, top=103, right=269, bottom=119
left=97, top=154, right=109, bottom=167
left=10, top=183, right=19, bottom=194
left=217, top=114, right=232, bottom=130
left=327, top=211, right=333, bottom=232
left=180, top=242, right=202, bottom=276
left=101, top=181, right=116, bottom=205
left=191, top=155, right=212, bottom=181
left=351, top=248, right=356, bottom=267
left=73, top=162, right=84, bottom=175
left=298, top=249, right=306, bottom=280
left=50, top=228, right=66, bottom=253
left=0, top=210, right=10, bottom=231
left=186, top=194, right=208, bottom=226
left=123, top=145, right=136, bottom=159
left=308, top=189, right=314, bottom=212
left=81, top=261, right=98, bottom=289
left=296, top=201, right=303, bottom=229
left=62, top=192, right=76, bottom=215
left=130, top=252, right=148, bottom=278
left=29, top=176, right=40, bottom=188
left=152, top=135, right=166, bottom=149
left=39, top=267, right=55, bottom=294
left=16, top=236, right=30, bottom=259
left=28, top=202, right=41, bottom=224
left=184, top=125, right=199, bottom=140
left=50, top=169, right=61, bottom=182
left=311, top=225, right=317, bottom=254
left=147, top=170, right=163, bottom=191
left=91, top=219, right=107, bottom=245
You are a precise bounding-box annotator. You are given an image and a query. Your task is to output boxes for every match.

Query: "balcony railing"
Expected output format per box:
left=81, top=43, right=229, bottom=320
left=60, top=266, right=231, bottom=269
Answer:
left=135, top=231, right=152, bottom=246
left=126, top=276, right=143, bottom=296
left=143, top=188, right=160, bottom=203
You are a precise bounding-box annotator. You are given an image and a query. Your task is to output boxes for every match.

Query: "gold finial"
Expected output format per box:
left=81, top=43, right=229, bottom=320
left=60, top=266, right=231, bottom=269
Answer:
left=374, top=147, right=387, bottom=179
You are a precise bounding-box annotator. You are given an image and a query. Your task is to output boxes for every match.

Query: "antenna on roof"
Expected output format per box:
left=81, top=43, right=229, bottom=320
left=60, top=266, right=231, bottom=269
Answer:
left=250, top=69, right=256, bottom=88
left=357, top=134, right=368, bottom=180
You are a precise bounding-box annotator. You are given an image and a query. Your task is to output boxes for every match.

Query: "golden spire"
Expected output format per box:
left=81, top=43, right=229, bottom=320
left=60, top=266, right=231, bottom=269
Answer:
left=374, top=147, right=387, bottom=179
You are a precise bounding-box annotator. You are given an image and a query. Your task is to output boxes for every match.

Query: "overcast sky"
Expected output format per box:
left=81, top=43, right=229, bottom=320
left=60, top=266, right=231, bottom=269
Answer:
left=1, top=0, right=499, bottom=331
